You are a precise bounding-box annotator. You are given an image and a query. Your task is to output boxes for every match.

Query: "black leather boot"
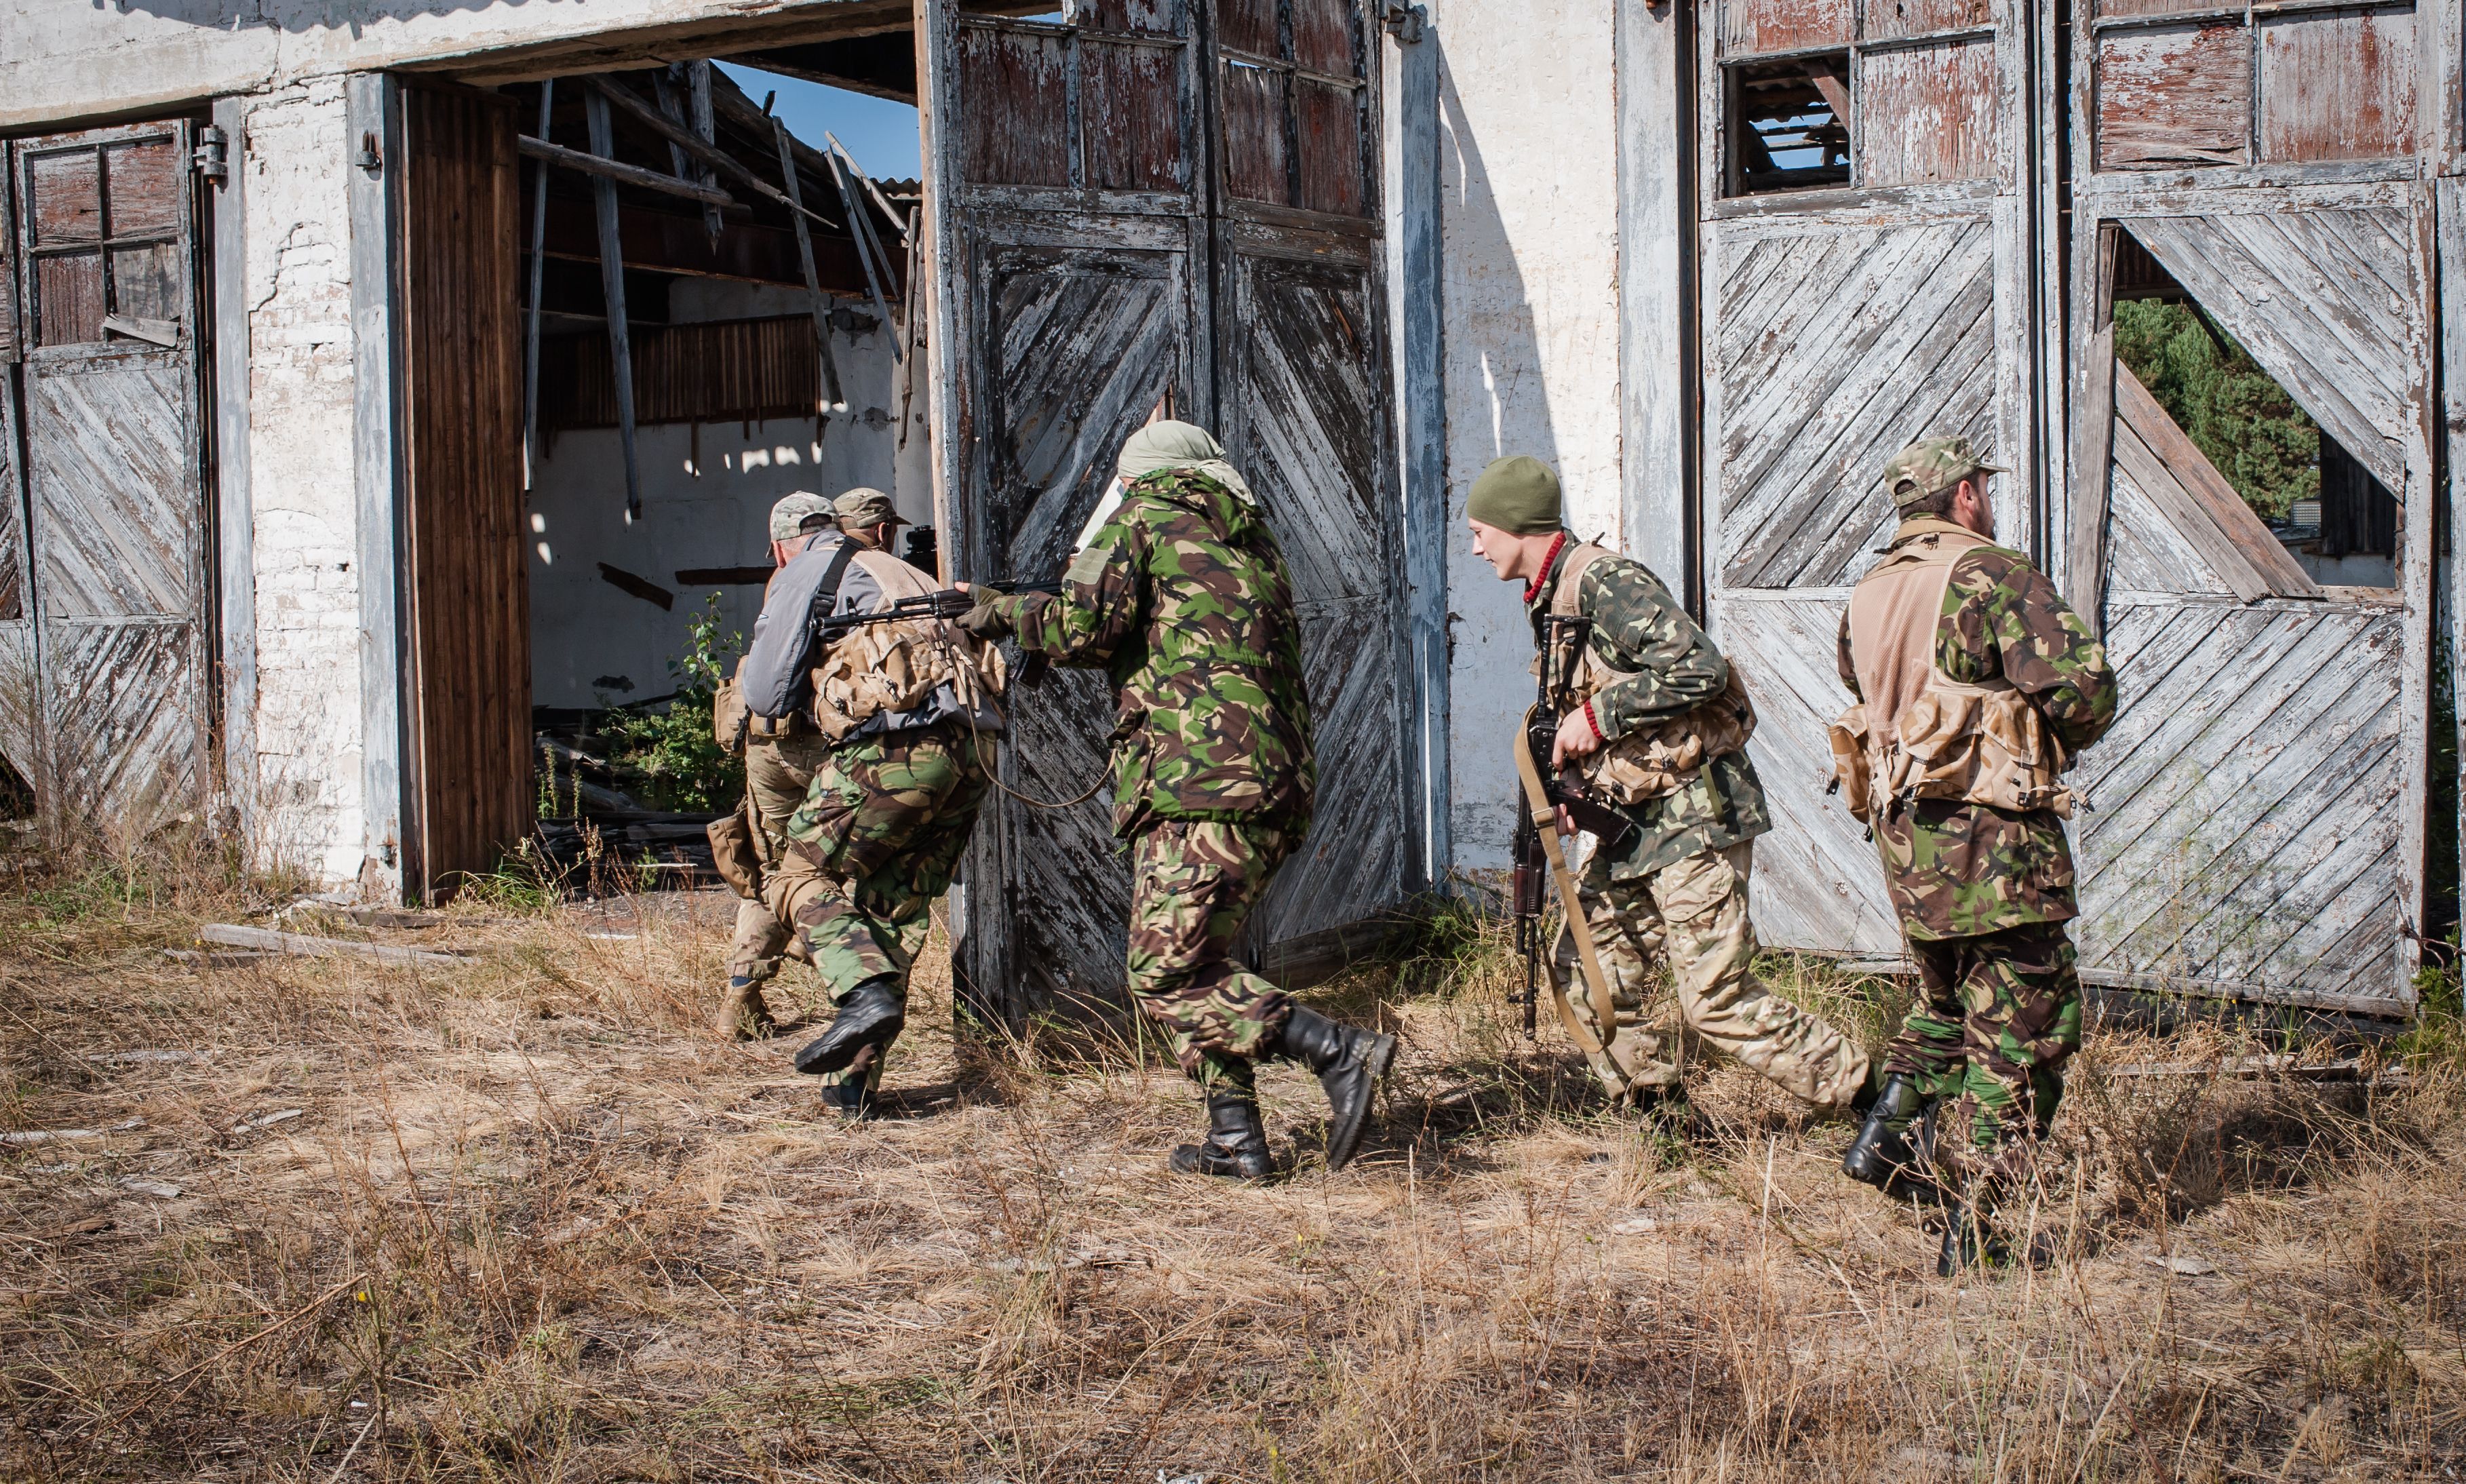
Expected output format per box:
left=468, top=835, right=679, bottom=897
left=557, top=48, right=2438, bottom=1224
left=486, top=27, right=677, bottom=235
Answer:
left=1938, top=1207, right=2016, bottom=1277
left=794, top=977, right=905, bottom=1076
left=1269, top=1007, right=1396, bottom=1171
left=1169, top=1092, right=1274, bottom=1179
left=823, top=1076, right=876, bottom=1121
left=1841, top=1074, right=1924, bottom=1190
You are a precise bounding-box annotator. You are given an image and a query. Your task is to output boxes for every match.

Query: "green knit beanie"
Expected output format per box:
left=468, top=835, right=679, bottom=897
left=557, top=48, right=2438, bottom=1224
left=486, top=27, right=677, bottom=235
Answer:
left=1466, top=455, right=1563, bottom=535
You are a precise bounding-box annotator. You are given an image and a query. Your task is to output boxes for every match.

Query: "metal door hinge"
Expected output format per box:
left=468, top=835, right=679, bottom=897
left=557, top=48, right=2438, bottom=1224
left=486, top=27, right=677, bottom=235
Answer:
left=193, top=125, right=229, bottom=182
left=1382, top=2, right=1426, bottom=41
left=356, top=131, right=384, bottom=174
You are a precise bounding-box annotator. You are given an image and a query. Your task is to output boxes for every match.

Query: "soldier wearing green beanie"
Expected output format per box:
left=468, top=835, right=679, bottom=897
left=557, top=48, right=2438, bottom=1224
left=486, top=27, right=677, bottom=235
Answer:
left=1467, top=455, right=1871, bottom=1122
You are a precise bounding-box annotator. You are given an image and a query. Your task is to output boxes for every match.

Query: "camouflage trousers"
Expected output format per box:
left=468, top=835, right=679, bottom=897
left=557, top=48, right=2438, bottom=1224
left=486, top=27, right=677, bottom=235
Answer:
left=1883, top=920, right=2081, bottom=1192
left=1124, top=819, right=1298, bottom=1095
left=760, top=723, right=990, bottom=1091
left=1550, top=842, right=1870, bottom=1109
left=724, top=731, right=836, bottom=984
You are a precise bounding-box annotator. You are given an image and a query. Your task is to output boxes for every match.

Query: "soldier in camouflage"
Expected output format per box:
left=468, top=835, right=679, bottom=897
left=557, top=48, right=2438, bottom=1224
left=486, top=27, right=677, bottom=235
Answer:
left=739, top=486, right=998, bottom=1118
left=1833, top=435, right=2118, bottom=1275
left=714, top=491, right=840, bottom=1040
left=962, top=421, right=1396, bottom=1178
left=1467, top=456, right=1873, bottom=1117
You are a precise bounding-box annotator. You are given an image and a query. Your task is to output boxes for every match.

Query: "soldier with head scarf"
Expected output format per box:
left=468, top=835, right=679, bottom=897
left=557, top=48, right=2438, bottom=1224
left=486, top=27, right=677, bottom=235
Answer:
left=962, top=420, right=1396, bottom=1177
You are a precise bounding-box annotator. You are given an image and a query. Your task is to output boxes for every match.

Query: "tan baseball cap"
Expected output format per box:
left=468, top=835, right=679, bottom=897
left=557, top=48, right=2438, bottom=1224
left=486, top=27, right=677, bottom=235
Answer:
left=1879, top=435, right=2005, bottom=511
left=833, top=487, right=906, bottom=528
left=768, top=491, right=835, bottom=541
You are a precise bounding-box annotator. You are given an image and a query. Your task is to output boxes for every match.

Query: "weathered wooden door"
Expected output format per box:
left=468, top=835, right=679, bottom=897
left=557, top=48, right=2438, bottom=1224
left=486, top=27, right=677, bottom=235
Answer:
left=1695, top=0, right=2054, bottom=956
left=7, top=122, right=210, bottom=840
left=0, top=144, right=34, bottom=796
left=2064, top=1, right=2444, bottom=1013
left=1209, top=0, right=1404, bottom=981
left=395, top=82, right=531, bottom=901
left=923, top=0, right=1405, bottom=1020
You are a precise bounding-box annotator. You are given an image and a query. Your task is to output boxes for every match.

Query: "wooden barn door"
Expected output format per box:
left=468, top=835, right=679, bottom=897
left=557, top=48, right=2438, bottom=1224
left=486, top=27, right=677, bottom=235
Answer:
left=395, top=83, right=530, bottom=899
left=924, top=0, right=1215, bottom=1017
left=7, top=122, right=210, bottom=840
left=2065, top=0, right=2440, bottom=1013
left=1695, top=0, right=2050, bottom=956
left=1209, top=0, right=1403, bottom=981
left=925, top=0, right=1405, bottom=1019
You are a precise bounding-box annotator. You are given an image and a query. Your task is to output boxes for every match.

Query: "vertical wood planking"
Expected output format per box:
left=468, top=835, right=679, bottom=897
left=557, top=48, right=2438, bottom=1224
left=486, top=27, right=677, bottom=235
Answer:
left=960, top=26, right=1072, bottom=187
left=1081, top=38, right=1185, bottom=191
left=397, top=83, right=528, bottom=900
left=2096, top=22, right=2252, bottom=171
left=2069, top=222, right=2118, bottom=629
left=348, top=73, right=407, bottom=899
left=210, top=94, right=256, bottom=840
left=1857, top=36, right=1998, bottom=185
left=2257, top=7, right=2418, bottom=164
left=1391, top=5, right=1450, bottom=887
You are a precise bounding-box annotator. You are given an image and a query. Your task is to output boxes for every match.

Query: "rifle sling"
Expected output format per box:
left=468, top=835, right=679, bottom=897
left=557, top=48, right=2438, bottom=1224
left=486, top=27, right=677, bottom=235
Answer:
left=1513, top=721, right=1621, bottom=1059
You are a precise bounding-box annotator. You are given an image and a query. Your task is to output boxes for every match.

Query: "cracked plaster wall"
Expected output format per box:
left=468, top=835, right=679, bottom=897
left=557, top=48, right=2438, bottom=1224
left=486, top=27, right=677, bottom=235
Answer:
left=234, top=79, right=368, bottom=884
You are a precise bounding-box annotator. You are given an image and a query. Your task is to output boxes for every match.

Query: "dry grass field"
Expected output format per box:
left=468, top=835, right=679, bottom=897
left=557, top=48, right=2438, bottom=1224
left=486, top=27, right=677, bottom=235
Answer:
left=1, top=843, right=2461, bottom=1482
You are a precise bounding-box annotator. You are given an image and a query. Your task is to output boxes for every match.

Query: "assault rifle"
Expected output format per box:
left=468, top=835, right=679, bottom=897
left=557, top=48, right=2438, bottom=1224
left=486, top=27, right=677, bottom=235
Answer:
left=1509, top=614, right=1636, bottom=1042
left=815, top=579, right=1059, bottom=638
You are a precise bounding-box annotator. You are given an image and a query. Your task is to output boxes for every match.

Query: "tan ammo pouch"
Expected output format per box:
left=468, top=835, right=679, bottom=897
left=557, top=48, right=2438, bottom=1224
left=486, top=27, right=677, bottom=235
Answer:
left=713, top=663, right=752, bottom=756
left=1549, top=541, right=1756, bottom=806
left=1827, top=704, right=1875, bottom=822
left=706, top=796, right=763, bottom=899
left=1833, top=678, right=2073, bottom=820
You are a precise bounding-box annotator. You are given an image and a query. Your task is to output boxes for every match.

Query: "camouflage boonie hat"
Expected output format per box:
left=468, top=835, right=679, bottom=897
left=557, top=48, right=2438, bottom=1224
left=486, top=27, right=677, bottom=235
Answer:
left=768, top=491, right=835, bottom=541
left=834, top=487, right=906, bottom=529
left=1880, top=435, right=2005, bottom=511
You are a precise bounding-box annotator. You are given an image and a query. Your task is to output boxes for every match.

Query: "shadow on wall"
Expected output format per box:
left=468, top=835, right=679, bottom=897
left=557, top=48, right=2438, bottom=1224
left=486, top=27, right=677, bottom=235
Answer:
left=1434, top=36, right=1561, bottom=872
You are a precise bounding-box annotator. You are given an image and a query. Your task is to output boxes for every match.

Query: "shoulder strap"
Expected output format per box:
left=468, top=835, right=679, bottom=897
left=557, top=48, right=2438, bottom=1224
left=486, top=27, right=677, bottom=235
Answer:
left=801, top=539, right=859, bottom=652
left=1550, top=541, right=1611, bottom=620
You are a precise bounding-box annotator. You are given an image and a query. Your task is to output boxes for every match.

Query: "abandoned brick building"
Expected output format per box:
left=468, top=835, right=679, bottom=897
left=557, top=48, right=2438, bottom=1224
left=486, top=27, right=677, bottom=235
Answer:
left=0, top=0, right=2455, bottom=1023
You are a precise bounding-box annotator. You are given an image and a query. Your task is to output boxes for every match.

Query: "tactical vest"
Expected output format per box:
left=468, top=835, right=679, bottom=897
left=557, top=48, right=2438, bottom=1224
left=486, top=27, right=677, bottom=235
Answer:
left=1541, top=542, right=1756, bottom=806
left=1831, top=520, right=2073, bottom=823
left=806, top=547, right=1008, bottom=741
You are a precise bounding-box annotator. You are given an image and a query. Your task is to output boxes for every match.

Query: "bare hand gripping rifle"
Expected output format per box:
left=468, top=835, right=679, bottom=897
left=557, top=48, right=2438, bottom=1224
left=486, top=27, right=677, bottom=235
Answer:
left=1509, top=613, right=1630, bottom=1053
left=813, top=579, right=1060, bottom=639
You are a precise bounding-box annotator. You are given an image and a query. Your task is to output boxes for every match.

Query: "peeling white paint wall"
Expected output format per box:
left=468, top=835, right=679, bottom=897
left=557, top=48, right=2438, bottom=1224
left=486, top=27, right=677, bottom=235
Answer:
left=1427, top=0, right=1624, bottom=873
left=235, top=79, right=368, bottom=885
left=0, top=0, right=891, bottom=130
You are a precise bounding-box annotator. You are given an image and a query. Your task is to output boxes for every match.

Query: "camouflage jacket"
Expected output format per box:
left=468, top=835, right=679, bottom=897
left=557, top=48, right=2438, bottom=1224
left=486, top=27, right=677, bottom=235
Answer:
left=990, top=470, right=1315, bottom=840
left=1837, top=523, right=2118, bottom=940
left=1530, top=541, right=1769, bottom=881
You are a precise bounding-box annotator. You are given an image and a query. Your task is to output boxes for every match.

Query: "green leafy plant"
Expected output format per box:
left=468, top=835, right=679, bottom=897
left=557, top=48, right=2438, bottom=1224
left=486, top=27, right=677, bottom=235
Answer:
left=595, top=594, right=746, bottom=813
left=2113, top=298, right=2319, bottom=521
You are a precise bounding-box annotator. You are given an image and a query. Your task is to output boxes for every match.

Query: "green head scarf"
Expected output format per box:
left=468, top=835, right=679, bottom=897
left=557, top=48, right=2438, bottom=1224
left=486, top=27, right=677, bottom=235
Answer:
left=1116, top=419, right=1257, bottom=506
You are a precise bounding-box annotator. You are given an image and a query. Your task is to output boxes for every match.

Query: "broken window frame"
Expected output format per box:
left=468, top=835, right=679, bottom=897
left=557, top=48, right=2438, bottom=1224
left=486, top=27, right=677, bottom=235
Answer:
left=1717, top=22, right=1998, bottom=201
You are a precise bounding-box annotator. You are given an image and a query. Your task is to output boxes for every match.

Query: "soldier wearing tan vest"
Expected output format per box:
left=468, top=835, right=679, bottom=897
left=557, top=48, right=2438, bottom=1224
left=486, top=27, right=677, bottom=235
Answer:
left=1831, top=436, right=2117, bottom=1274
left=1466, top=455, right=1871, bottom=1118
left=737, top=486, right=1006, bottom=1118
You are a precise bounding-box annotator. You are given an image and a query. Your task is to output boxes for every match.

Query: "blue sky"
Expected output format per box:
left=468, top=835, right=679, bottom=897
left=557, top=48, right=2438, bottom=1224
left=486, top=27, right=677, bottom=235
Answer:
left=715, top=62, right=922, bottom=183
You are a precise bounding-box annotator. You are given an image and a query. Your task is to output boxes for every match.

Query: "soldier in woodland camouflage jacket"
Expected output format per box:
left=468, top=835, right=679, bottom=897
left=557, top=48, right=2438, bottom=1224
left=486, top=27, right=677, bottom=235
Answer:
left=1834, top=435, right=2118, bottom=1276
left=963, top=421, right=1394, bottom=1180
left=1468, top=455, right=1871, bottom=1116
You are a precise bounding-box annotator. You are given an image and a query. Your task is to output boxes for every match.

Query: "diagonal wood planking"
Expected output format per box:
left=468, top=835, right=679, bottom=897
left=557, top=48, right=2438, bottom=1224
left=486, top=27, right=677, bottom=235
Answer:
left=1223, top=248, right=1406, bottom=950
left=26, top=365, right=195, bottom=619
left=2124, top=208, right=2419, bottom=490
left=1712, top=216, right=1999, bottom=591
left=2073, top=600, right=2406, bottom=1003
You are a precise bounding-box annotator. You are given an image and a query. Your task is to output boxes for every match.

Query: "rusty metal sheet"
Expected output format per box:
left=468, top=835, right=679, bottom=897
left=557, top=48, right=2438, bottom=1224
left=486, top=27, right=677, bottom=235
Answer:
left=1718, top=0, right=1852, bottom=56
left=958, top=26, right=1071, bottom=187
left=541, top=315, right=821, bottom=431
left=397, top=83, right=530, bottom=899
left=2096, top=22, right=2252, bottom=172
left=1080, top=37, right=1185, bottom=191
left=1862, top=0, right=1992, bottom=43
left=1857, top=35, right=1997, bottom=185
left=2258, top=7, right=2417, bottom=164
left=1295, top=77, right=1364, bottom=216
